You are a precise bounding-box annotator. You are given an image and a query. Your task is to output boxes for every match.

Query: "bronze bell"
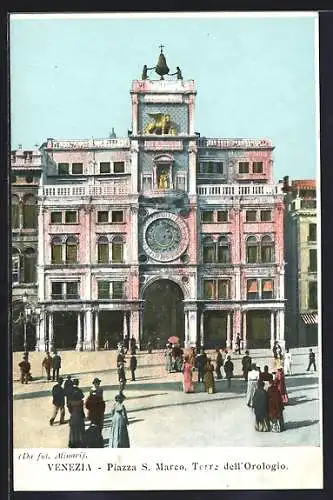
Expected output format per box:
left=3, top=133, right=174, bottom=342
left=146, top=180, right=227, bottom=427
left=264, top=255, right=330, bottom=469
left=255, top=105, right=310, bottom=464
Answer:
left=155, top=52, right=169, bottom=79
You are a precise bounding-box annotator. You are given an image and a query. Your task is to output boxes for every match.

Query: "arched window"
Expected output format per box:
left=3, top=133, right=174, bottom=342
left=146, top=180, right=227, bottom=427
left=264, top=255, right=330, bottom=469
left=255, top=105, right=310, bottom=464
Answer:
left=261, top=235, right=274, bottom=263
left=12, top=195, right=20, bottom=229
left=51, top=237, right=62, bottom=263
left=217, top=236, right=230, bottom=263
left=246, top=236, right=259, bottom=263
left=66, top=236, right=78, bottom=263
left=22, top=194, right=37, bottom=229
left=97, top=236, right=109, bottom=264
left=12, top=247, right=20, bottom=283
left=203, top=237, right=215, bottom=263
left=111, top=236, right=124, bottom=263
left=23, top=247, right=37, bottom=283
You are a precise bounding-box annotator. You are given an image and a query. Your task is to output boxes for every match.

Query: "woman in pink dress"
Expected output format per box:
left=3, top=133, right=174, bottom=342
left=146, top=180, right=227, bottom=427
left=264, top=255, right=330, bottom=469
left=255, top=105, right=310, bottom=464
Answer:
left=183, top=356, right=194, bottom=393
left=275, top=368, right=288, bottom=404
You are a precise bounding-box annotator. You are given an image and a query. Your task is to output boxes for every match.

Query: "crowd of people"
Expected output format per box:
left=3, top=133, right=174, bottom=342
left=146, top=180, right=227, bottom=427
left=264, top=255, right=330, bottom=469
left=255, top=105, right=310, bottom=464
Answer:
left=162, top=340, right=317, bottom=434
left=17, top=338, right=317, bottom=446
left=49, top=373, right=130, bottom=448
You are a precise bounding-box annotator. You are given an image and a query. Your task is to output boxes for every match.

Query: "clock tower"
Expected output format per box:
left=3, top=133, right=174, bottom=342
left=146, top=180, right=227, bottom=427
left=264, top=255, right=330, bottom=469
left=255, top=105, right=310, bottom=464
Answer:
left=130, top=48, right=198, bottom=347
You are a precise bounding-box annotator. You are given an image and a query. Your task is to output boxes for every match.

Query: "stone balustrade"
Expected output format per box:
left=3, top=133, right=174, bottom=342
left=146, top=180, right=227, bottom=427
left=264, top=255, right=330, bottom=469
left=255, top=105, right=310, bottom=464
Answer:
left=45, top=138, right=130, bottom=150
left=197, top=183, right=283, bottom=197
left=39, top=181, right=129, bottom=198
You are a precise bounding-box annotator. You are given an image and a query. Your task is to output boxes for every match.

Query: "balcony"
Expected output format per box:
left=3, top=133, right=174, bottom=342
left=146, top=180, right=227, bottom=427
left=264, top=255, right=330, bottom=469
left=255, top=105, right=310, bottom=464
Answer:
left=40, top=181, right=129, bottom=198
left=45, top=138, right=130, bottom=150
left=197, top=184, right=282, bottom=197
left=197, top=138, right=273, bottom=150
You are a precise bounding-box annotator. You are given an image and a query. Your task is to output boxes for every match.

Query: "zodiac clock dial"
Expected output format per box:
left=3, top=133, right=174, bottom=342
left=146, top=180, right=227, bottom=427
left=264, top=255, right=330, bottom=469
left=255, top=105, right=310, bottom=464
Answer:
left=143, top=212, right=189, bottom=262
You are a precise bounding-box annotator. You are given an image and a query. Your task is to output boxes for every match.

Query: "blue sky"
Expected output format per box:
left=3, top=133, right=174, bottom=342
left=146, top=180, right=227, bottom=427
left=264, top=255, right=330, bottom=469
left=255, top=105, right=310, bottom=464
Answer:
left=10, top=14, right=318, bottom=181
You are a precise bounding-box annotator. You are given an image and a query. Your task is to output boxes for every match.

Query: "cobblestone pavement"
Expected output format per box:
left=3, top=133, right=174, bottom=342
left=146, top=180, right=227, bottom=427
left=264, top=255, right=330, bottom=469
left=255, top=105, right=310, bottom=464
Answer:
left=12, top=347, right=320, bottom=448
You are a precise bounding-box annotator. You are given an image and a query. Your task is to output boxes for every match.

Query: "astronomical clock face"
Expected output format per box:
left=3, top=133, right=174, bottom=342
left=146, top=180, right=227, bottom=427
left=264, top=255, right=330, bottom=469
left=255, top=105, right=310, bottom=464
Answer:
left=143, top=212, right=189, bottom=262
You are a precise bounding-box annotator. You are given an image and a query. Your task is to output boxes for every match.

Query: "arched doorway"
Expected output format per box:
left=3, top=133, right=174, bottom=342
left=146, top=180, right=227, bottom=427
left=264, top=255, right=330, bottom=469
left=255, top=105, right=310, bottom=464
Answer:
left=142, top=279, right=184, bottom=347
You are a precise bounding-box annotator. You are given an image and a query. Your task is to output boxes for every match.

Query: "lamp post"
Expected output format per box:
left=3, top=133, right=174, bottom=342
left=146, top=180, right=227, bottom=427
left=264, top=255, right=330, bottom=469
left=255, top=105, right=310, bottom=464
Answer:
left=21, top=293, right=41, bottom=353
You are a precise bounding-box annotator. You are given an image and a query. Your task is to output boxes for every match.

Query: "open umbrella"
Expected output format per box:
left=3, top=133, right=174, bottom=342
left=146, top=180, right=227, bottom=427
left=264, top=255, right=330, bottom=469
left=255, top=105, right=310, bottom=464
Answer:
left=168, top=336, right=180, bottom=345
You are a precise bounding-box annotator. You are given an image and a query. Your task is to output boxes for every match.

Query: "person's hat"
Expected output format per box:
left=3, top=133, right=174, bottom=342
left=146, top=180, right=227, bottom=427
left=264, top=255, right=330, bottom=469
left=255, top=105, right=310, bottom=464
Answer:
left=245, top=350, right=249, bottom=355
left=92, top=377, right=101, bottom=385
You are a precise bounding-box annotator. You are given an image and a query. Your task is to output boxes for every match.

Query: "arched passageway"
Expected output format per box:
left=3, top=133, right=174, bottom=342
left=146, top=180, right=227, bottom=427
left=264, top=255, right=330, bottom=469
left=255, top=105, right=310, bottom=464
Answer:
left=142, top=279, right=184, bottom=347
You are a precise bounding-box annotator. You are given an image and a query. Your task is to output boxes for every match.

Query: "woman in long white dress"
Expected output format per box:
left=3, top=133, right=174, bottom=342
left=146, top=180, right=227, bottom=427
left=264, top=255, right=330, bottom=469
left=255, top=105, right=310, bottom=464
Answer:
left=283, top=348, right=292, bottom=375
left=246, top=364, right=259, bottom=408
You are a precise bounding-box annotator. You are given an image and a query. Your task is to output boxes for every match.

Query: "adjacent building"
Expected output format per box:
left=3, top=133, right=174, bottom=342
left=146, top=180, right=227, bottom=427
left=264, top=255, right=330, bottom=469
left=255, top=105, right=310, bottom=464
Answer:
left=12, top=51, right=287, bottom=352
left=11, top=147, right=43, bottom=350
left=284, top=178, right=318, bottom=346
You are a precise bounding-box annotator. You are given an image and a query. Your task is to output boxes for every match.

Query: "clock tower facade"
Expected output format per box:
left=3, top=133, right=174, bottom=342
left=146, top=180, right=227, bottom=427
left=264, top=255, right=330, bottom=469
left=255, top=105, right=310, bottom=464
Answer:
left=130, top=75, right=199, bottom=346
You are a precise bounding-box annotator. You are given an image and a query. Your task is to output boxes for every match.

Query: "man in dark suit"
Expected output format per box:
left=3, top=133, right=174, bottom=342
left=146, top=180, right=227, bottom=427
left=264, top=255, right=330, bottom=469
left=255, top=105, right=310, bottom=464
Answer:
left=52, top=351, right=62, bottom=381
left=50, top=377, right=65, bottom=426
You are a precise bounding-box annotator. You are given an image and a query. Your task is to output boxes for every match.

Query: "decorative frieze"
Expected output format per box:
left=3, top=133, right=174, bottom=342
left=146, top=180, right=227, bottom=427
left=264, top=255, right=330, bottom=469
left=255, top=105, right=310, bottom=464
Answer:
left=144, top=140, right=183, bottom=151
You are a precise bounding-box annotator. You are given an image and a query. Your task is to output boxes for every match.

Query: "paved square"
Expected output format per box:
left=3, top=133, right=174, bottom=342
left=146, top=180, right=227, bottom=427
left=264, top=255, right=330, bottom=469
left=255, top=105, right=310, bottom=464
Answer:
left=13, top=348, right=320, bottom=448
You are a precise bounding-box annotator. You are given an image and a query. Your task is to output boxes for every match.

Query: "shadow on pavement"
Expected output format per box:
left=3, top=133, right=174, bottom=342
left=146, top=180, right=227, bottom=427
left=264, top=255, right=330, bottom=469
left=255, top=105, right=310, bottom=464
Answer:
left=285, top=376, right=318, bottom=389
left=13, top=378, right=248, bottom=401
left=284, top=419, right=319, bottom=430
left=287, top=396, right=319, bottom=406
left=110, top=394, right=244, bottom=416
left=13, top=374, right=317, bottom=402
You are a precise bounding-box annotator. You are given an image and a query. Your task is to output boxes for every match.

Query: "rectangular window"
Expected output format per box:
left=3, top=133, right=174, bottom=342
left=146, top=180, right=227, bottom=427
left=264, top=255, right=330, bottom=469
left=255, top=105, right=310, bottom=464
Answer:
left=23, top=254, right=36, bottom=283
left=58, top=163, right=69, bottom=175
left=97, top=211, right=109, bottom=223
left=239, top=162, right=249, bottom=174
left=98, top=243, right=109, bottom=263
left=202, top=162, right=214, bottom=174
left=217, top=279, right=230, bottom=299
left=252, top=161, right=263, bottom=173
left=213, top=162, right=224, bottom=174
left=176, top=175, right=186, bottom=191
left=247, top=245, right=258, bottom=264
left=51, top=211, right=62, bottom=224
left=66, top=282, right=79, bottom=299
left=65, top=211, right=77, bottom=224
left=112, top=242, right=123, bottom=263
left=308, top=281, right=317, bottom=309
left=203, top=244, right=215, bottom=263
left=114, top=161, right=125, bottom=173
left=72, top=163, right=83, bottom=175
left=12, top=258, right=19, bottom=283
left=201, top=211, right=214, bottom=223
left=112, top=282, right=124, bottom=299
left=23, top=205, right=37, bottom=229
left=98, top=281, right=110, bottom=299
left=66, top=244, right=77, bottom=263
left=142, top=175, right=152, bottom=191
left=308, top=223, right=317, bottom=242
left=260, top=210, right=272, bottom=222
left=262, top=279, right=273, bottom=300
left=309, top=249, right=317, bottom=272
left=100, top=162, right=111, bottom=174
left=204, top=280, right=215, bottom=299
left=51, top=282, right=63, bottom=300
left=112, top=211, right=124, bottom=223
left=247, top=279, right=259, bottom=300
left=217, top=244, right=229, bottom=263
left=51, top=245, right=62, bottom=264
left=217, top=210, right=228, bottom=222
left=246, top=210, right=257, bottom=222
left=12, top=204, right=19, bottom=228
left=301, top=199, right=316, bottom=209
